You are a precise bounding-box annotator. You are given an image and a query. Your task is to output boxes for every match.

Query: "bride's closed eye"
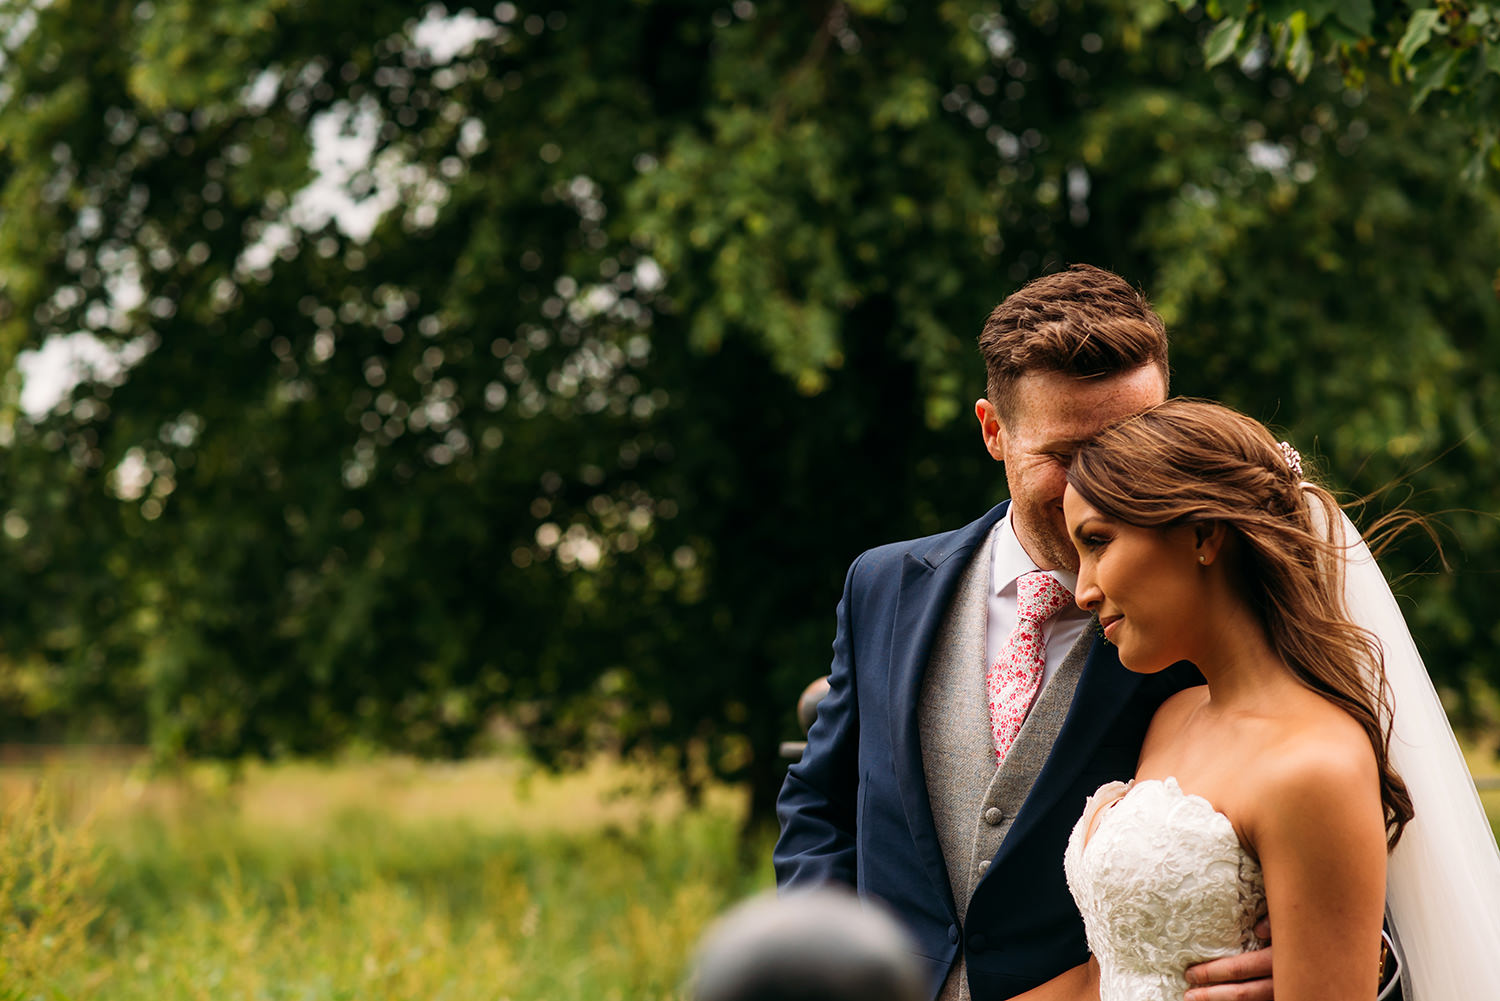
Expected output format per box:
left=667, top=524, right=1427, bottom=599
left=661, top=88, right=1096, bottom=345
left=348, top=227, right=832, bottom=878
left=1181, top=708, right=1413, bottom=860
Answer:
left=1077, top=533, right=1111, bottom=552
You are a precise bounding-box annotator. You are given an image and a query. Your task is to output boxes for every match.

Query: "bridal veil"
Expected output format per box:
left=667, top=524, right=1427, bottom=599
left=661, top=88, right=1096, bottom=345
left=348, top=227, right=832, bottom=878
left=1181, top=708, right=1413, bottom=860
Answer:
left=1333, top=508, right=1500, bottom=1000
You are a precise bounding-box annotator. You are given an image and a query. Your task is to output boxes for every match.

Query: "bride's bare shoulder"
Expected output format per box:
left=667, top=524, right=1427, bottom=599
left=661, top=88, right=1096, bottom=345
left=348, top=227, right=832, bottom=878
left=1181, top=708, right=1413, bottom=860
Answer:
left=1241, top=696, right=1382, bottom=846
left=1264, top=692, right=1377, bottom=781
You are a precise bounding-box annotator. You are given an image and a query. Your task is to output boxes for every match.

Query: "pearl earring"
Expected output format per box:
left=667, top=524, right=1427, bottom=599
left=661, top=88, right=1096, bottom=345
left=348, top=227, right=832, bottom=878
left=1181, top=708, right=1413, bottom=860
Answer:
left=1198, top=555, right=1207, bottom=565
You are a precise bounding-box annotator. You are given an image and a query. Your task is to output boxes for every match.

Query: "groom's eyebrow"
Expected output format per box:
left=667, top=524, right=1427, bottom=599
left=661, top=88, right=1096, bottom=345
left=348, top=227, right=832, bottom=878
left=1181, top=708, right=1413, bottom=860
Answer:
left=1038, top=437, right=1089, bottom=457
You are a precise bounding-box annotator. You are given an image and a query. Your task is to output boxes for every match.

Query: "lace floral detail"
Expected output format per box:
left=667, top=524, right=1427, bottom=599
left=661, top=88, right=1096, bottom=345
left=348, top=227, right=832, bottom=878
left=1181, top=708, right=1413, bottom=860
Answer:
left=1064, top=778, right=1267, bottom=1001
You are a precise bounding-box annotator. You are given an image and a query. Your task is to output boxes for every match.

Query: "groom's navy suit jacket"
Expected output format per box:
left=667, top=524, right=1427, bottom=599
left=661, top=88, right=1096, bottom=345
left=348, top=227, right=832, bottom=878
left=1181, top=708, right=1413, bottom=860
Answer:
left=774, top=502, right=1200, bottom=1001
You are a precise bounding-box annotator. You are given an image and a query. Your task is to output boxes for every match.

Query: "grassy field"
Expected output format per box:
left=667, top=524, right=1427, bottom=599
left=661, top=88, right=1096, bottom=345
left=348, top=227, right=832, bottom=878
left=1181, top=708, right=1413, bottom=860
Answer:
left=0, top=753, right=773, bottom=1001
left=2, top=747, right=1497, bottom=1001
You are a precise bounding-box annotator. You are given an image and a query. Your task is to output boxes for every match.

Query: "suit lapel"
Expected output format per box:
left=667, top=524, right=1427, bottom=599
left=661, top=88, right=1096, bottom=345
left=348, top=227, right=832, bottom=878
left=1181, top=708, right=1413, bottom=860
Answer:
left=887, top=502, right=1008, bottom=917
left=993, top=630, right=1144, bottom=854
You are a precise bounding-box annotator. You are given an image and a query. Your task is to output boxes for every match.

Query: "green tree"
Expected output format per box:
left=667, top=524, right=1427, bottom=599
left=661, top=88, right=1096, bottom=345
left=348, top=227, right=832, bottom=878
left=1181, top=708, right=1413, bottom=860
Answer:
left=1174, top=0, right=1500, bottom=178
left=1, top=0, right=1497, bottom=823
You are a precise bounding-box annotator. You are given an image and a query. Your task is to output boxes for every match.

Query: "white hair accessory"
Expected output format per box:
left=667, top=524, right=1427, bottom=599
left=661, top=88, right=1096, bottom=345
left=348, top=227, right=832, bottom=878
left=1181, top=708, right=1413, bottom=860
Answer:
left=1278, top=440, right=1303, bottom=480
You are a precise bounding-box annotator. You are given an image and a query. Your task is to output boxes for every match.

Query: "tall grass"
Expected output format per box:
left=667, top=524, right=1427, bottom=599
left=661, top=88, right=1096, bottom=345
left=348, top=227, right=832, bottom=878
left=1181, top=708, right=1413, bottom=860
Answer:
left=3, top=748, right=1495, bottom=1001
left=0, top=783, right=102, bottom=998
left=0, top=755, right=772, bottom=1001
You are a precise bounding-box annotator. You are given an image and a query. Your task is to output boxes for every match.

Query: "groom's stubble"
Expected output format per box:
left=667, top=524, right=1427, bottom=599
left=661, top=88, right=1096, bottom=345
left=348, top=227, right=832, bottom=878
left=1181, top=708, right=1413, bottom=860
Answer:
left=975, top=364, right=1166, bottom=573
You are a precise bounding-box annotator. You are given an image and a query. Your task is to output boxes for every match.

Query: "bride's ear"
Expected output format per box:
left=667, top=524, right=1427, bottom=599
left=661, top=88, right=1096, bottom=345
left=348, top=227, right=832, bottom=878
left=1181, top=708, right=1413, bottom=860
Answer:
left=1193, top=521, right=1228, bottom=567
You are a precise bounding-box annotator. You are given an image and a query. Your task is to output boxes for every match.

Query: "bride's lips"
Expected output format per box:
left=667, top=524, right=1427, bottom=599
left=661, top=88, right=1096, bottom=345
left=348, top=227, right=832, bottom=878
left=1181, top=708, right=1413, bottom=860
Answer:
left=1100, top=615, right=1122, bottom=642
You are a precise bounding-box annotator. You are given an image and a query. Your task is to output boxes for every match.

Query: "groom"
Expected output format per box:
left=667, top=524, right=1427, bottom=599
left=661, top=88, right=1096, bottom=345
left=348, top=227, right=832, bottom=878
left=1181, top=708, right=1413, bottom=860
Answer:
left=774, top=266, right=1273, bottom=1001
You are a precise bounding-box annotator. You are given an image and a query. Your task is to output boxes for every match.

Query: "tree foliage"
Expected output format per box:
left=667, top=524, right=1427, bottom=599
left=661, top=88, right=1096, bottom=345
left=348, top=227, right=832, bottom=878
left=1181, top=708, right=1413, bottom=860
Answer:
left=1, top=0, right=1497, bottom=818
left=1176, top=0, right=1500, bottom=178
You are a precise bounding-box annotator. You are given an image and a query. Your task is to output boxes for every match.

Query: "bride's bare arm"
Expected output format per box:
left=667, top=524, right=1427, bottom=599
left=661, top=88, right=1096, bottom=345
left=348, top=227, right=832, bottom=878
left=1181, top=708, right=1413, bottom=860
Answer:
left=1006, top=957, right=1099, bottom=1001
left=1247, top=732, right=1387, bottom=1001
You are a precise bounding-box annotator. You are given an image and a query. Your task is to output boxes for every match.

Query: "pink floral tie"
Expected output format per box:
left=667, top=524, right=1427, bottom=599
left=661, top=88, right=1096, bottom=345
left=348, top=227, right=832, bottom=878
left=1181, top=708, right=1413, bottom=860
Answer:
left=988, top=572, right=1074, bottom=765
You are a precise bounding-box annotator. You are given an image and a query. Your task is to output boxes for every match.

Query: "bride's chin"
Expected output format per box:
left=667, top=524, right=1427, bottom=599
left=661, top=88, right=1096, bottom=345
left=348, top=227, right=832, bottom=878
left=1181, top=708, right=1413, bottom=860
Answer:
left=1117, top=649, right=1171, bottom=675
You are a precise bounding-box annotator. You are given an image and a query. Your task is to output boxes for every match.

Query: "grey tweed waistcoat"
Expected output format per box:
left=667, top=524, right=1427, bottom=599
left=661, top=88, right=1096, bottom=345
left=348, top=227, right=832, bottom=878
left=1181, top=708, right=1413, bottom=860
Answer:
left=918, top=528, right=1091, bottom=1001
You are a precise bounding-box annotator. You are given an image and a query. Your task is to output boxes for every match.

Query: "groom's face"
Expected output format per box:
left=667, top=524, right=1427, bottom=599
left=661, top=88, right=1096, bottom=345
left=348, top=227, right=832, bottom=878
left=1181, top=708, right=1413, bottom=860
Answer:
left=976, top=365, right=1166, bottom=572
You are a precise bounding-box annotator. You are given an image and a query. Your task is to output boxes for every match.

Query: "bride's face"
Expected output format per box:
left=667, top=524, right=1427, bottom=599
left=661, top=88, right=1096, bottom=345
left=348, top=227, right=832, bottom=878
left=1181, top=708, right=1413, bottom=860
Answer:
left=1063, top=486, right=1205, bottom=672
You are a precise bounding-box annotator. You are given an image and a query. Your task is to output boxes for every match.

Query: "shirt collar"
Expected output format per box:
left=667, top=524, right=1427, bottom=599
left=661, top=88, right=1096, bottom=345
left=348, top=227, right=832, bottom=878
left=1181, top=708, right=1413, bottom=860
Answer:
left=991, top=509, right=1080, bottom=597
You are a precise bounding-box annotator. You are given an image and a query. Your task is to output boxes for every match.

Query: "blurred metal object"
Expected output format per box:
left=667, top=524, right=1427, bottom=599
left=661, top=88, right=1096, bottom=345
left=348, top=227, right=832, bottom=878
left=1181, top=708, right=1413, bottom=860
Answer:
left=689, top=887, right=925, bottom=1001
left=1377, top=928, right=1402, bottom=1000
left=778, top=676, right=832, bottom=760
left=796, top=676, right=830, bottom=731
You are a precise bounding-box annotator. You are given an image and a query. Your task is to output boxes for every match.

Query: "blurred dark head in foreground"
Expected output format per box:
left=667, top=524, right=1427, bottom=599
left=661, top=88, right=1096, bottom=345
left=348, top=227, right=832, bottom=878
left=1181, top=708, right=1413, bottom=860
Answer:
left=690, top=887, right=925, bottom=1001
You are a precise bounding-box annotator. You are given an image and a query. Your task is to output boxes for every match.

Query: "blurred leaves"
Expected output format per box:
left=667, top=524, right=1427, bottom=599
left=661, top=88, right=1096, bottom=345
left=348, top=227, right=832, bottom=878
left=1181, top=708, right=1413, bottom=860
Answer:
left=1178, top=1, right=1500, bottom=169
left=0, top=0, right=1497, bottom=817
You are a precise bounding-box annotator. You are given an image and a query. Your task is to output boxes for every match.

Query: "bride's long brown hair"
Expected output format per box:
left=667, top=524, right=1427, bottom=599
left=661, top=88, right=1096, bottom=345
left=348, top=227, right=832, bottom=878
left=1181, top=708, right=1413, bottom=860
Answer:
left=1067, top=398, right=1413, bottom=849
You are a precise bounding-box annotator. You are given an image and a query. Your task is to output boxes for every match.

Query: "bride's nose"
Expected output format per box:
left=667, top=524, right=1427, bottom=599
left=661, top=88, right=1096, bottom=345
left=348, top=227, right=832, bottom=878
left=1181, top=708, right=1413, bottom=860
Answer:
left=1074, top=572, right=1101, bottom=613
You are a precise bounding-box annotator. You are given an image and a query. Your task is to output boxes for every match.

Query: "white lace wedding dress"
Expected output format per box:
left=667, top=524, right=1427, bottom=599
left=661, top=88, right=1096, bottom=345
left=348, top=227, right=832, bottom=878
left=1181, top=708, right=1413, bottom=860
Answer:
left=1063, top=777, right=1267, bottom=1001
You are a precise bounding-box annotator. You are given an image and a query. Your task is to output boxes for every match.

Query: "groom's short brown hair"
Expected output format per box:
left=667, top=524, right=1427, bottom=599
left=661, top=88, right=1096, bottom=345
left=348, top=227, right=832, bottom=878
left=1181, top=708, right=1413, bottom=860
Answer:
left=979, top=264, right=1169, bottom=424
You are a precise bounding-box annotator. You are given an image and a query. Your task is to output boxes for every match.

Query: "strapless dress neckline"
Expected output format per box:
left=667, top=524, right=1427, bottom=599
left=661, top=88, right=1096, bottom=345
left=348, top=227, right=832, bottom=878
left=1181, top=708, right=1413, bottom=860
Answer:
left=1064, top=777, right=1267, bottom=1001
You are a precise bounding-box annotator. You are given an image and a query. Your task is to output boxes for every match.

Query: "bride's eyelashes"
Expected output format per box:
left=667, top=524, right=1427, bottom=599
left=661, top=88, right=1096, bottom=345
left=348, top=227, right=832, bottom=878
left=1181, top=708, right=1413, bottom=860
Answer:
left=1078, top=533, right=1111, bottom=552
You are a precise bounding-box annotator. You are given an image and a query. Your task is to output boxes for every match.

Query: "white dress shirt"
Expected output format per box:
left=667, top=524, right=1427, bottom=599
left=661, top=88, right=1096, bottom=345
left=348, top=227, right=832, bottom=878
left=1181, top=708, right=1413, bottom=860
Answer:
left=985, top=510, right=1091, bottom=696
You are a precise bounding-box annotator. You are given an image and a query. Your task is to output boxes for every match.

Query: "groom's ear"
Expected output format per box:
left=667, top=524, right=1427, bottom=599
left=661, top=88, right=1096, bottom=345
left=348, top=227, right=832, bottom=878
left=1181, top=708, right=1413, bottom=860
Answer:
left=1193, top=521, right=1229, bottom=566
left=976, top=399, right=1006, bottom=462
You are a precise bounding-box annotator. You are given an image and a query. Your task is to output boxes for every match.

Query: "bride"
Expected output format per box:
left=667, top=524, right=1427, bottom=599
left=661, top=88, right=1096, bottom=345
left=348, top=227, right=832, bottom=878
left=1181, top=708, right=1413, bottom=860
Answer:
left=1013, top=399, right=1500, bottom=1001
